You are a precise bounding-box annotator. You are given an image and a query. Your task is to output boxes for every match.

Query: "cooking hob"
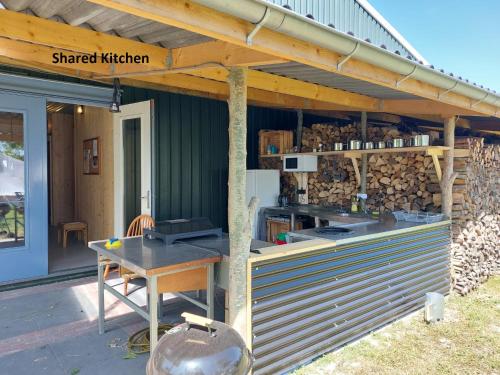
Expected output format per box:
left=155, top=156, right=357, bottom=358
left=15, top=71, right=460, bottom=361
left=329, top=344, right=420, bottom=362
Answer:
left=144, top=217, right=222, bottom=245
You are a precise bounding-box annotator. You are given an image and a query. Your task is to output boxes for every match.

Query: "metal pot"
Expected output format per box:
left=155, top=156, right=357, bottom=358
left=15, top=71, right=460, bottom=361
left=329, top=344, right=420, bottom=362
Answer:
left=392, top=138, right=404, bottom=148
left=147, top=313, right=253, bottom=375
left=420, top=134, right=430, bottom=146
left=333, top=142, right=344, bottom=151
left=349, top=140, right=362, bottom=150
left=411, top=135, right=421, bottom=147
left=375, top=141, right=386, bottom=149
left=364, top=142, right=374, bottom=150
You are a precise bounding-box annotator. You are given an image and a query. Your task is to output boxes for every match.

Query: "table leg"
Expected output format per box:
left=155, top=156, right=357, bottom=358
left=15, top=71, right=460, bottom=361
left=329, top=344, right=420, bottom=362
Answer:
left=97, top=257, right=105, bottom=335
left=157, top=292, right=163, bottom=320
left=206, top=263, right=214, bottom=319
left=149, top=275, right=159, bottom=351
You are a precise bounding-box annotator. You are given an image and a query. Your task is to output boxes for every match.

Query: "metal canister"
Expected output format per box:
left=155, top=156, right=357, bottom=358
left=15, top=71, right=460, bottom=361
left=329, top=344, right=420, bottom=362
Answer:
left=412, top=135, right=421, bottom=147
left=393, top=138, right=404, bottom=148
left=420, top=134, right=430, bottom=146
left=375, top=141, right=386, bottom=149
left=333, top=142, right=343, bottom=151
left=349, top=140, right=362, bottom=150
left=364, top=141, right=374, bottom=150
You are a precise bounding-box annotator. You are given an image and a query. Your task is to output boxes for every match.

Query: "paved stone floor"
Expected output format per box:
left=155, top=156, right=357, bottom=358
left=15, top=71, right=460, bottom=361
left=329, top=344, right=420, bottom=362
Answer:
left=0, top=276, right=224, bottom=375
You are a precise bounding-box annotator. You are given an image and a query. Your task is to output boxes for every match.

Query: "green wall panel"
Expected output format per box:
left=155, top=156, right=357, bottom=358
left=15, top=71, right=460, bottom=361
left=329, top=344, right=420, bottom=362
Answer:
left=123, top=87, right=333, bottom=230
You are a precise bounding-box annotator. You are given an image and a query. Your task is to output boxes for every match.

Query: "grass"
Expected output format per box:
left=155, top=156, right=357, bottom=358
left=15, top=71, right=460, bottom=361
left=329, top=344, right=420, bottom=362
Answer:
left=293, top=276, right=500, bottom=375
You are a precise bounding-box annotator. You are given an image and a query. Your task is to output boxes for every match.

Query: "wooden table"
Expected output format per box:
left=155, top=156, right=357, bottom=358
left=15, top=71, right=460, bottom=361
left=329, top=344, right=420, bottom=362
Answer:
left=88, top=236, right=221, bottom=351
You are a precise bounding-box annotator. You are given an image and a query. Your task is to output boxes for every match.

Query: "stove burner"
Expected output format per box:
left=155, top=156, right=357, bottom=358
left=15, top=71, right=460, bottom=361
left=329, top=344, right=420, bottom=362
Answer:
left=315, top=226, right=352, bottom=235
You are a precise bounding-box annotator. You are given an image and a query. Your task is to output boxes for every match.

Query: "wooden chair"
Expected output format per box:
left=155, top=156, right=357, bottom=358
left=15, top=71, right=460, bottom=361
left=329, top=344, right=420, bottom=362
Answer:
left=121, top=214, right=155, bottom=295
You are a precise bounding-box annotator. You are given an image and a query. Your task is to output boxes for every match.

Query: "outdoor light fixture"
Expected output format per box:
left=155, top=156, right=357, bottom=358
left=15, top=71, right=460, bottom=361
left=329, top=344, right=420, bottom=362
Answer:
left=109, top=78, right=121, bottom=113
left=76, top=105, right=84, bottom=114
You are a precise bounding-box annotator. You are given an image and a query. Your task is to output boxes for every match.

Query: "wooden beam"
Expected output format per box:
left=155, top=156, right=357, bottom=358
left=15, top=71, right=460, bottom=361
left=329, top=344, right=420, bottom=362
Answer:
left=170, top=40, right=287, bottom=69
left=0, top=10, right=285, bottom=76
left=380, top=99, right=480, bottom=116
left=85, top=0, right=500, bottom=117
left=0, top=9, right=166, bottom=75
left=0, top=37, right=114, bottom=76
left=186, top=67, right=380, bottom=110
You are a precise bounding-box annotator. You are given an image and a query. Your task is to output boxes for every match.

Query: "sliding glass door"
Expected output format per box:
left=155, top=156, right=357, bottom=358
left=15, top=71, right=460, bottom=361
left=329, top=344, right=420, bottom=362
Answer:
left=0, top=92, right=47, bottom=282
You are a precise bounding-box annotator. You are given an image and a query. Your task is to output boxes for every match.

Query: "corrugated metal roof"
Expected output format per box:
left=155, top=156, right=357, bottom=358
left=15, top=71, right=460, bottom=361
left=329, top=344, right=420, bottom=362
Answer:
left=263, top=0, right=420, bottom=61
left=256, top=62, right=419, bottom=99
left=0, top=0, right=212, bottom=48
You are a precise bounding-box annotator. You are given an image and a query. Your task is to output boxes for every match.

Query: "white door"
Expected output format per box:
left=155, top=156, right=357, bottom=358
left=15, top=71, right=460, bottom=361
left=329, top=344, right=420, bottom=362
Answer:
left=113, top=100, right=153, bottom=237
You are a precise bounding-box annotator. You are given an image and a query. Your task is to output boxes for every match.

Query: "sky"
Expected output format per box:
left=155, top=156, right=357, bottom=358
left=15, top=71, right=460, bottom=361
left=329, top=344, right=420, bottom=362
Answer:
left=368, top=0, right=500, bottom=92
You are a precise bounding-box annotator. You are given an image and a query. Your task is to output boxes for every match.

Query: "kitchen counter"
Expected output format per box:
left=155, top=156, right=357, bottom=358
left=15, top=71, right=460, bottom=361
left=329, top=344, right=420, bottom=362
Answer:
left=258, top=204, right=377, bottom=240
left=289, top=218, right=451, bottom=246
left=248, top=218, right=451, bottom=374
left=263, top=204, right=374, bottom=223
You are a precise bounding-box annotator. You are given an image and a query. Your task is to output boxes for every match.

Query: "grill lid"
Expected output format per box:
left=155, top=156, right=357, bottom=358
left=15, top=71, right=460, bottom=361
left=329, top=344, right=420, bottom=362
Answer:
left=147, top=313, right=252, bottom=375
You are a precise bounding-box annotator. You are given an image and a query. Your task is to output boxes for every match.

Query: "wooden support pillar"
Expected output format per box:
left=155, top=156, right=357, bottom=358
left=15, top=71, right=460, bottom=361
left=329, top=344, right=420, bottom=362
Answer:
left=227, top=67, right=256, bottom=345
left=440, top=116, right=457, bottom=217
left=360, top=113, right=368, bottom=211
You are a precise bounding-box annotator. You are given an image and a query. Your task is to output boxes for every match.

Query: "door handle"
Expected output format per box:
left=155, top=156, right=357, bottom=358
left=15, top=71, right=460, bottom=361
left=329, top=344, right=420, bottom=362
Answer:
left=141, top=190, right=150, bottom=209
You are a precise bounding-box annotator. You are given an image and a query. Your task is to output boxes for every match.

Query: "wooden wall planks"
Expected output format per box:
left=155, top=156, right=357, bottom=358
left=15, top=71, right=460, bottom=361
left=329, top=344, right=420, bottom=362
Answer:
left=74, top=106, right=114, bottom=241
left=49, top=112, right=75, bottom=225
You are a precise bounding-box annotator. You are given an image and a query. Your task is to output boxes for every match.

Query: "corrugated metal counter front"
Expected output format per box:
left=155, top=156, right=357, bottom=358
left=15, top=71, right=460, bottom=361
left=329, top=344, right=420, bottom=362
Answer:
left=248, top=221, right=451, bottom=375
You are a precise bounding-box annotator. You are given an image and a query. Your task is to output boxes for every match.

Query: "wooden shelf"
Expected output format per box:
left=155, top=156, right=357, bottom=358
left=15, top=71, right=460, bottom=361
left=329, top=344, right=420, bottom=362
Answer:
left=258, top=146, right=450, bottom=158
left=259, top=146, right=452, bottom=185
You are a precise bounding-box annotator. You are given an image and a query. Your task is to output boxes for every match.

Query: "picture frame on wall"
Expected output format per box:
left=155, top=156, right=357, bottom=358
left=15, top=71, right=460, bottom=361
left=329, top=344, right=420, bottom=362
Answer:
left=83, top=137, right=100, bottom=175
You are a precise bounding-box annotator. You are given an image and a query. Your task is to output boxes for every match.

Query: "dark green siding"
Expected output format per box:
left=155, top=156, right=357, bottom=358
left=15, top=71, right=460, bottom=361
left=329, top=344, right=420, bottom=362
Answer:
left=123, top=118, right=141, bottom=227
left=122, top=87, right=314, bottom=230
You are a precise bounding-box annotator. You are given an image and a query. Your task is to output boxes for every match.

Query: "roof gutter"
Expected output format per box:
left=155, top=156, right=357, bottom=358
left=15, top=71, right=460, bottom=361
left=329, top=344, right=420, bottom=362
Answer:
left=192, top=0, right=500, bottom=111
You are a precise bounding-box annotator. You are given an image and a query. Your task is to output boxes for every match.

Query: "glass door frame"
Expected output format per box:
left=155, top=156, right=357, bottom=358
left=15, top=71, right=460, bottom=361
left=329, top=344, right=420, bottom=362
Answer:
left=0, top=92, right=47, bottom=282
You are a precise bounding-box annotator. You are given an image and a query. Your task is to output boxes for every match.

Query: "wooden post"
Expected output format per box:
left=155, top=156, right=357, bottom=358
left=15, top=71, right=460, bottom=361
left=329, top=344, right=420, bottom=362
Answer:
left=440, top=116, right=457, bottom=217
left=227, top=67, right=256, bottom=345
left=360, top=113, right=368, bottom=211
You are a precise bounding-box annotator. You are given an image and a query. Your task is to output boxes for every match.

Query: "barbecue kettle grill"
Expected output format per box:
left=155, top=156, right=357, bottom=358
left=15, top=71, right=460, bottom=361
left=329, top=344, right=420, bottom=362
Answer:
left=147, top=313, right=253, bottom=375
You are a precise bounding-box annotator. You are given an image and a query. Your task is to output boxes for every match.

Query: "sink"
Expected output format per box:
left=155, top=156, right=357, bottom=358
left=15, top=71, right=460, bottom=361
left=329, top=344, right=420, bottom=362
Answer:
left=327, top=213, right=377, bottom=226
left=265, top=205, right=378, bottom=226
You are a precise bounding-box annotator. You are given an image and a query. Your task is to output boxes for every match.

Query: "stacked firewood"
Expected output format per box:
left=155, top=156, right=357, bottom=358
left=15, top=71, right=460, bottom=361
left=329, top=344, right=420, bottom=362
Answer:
left=301, top=124, right=435, bottom=211
left=447, top=138, right=500, bottom=295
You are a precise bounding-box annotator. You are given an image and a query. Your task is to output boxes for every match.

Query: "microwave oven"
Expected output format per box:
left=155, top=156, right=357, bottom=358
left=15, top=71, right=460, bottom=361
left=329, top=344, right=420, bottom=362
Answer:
left=283, top=155, right=318, bottom=172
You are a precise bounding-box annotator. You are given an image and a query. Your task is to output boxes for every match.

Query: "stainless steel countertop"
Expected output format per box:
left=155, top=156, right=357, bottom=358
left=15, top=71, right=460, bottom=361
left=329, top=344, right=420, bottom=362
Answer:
left=262, top=204, right=377, bottom=224
left=290, top=219, right=451, bottom=245
left=88, top=235, right=272, bottom=273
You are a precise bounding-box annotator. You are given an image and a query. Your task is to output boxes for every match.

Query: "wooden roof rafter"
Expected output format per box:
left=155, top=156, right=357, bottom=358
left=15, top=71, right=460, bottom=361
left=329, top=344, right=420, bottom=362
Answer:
left=82, top=0, right=500, bottom=118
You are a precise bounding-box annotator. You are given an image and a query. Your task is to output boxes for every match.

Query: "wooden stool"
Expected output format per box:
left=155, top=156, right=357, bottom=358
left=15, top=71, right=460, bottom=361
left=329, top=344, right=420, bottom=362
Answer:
left=58, top=222, right=88, bottom=248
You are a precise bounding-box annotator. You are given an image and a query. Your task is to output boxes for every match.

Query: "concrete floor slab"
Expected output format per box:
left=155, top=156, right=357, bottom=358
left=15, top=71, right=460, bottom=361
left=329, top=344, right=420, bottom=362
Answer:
left=0, top=276, right=225, bottom=375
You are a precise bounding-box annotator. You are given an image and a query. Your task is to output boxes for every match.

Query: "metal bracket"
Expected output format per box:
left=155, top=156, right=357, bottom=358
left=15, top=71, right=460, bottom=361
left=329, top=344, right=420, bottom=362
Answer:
left=337, top=42, right=360, bottom=70
left=470, top=92, right=489, bottom=108
left=438, top=81, right=458, bottom=99
left=247, top=7, right=271, bottom=45
left=396, top=65, right=418, bottom=87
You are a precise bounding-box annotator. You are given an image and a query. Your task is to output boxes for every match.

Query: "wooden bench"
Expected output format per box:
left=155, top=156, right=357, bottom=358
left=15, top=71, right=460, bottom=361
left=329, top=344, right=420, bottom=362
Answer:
left=58, top=221, right=88, bottom=248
